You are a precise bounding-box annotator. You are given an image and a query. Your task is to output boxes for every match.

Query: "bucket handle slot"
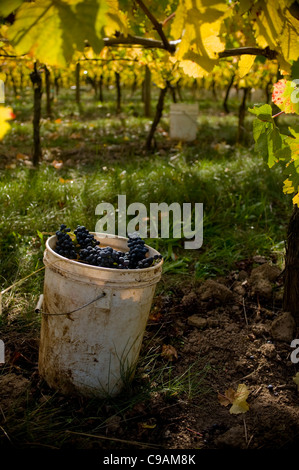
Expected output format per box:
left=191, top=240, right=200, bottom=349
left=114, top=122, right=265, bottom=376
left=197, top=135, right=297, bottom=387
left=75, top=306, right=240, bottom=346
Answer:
left=36, top=292, right=106, bottom=319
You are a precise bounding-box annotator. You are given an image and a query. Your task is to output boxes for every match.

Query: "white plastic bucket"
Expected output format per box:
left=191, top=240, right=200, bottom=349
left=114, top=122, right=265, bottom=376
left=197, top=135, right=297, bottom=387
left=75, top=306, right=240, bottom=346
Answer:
left=38, top=233, right=163, bottom=398
left=169, top=103, right=198, bottom=141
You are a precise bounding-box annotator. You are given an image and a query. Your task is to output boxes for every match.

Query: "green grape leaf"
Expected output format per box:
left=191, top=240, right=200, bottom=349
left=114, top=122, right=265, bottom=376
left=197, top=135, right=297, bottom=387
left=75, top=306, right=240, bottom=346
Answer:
left=249, top=103, right=273, bottom=122
left=250, top=104, right=283, bottom=168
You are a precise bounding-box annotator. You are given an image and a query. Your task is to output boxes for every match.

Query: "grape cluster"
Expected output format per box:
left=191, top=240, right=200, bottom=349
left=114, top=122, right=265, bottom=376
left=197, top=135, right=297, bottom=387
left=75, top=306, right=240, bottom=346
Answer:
left=79, top=245, right=129, bottom=269
left=74, top=225, right=100, bottom=249
left=55, top=224, right=77, bottom=259
left=53, top=225, right=162, bottom=269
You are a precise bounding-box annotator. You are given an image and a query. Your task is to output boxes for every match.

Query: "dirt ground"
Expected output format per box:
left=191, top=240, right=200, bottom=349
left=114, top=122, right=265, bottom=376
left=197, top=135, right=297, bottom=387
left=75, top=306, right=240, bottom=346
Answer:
left=1, top=256, right=299, bottom=451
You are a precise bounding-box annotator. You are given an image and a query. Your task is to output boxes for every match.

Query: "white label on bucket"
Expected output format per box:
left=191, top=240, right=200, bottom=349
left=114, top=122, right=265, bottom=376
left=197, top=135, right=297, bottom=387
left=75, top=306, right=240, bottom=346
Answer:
left=0, top=340, right=5, bottom=364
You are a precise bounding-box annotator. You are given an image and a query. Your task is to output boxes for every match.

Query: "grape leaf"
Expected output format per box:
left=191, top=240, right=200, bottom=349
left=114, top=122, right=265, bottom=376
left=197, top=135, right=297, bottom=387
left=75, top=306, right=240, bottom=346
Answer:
left=170, top=0, right=230, bottom=78
left=229, top=384, right=250, bottom=414
left=250, top=104, right=282, bottom=168
left=218, top=384, right=250, bottom=414
left=6, top=0, right=109, bottom=67
left=238, top=54, right=256, bottom=78
left=272, top=79, right=299, bottom=114
left=249, top=103, right=273, bottom=122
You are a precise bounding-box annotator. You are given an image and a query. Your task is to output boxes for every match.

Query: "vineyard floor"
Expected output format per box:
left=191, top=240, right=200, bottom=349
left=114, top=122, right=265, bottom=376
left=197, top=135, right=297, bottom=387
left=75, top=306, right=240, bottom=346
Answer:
left=1, top=260, right=299, bottom=451
left=1, top=89, right=299, bottom=452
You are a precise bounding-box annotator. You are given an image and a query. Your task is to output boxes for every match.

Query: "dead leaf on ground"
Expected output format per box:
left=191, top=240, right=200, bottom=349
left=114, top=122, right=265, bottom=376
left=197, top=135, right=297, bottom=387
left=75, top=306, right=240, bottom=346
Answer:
left=51, top=160, right=63, bottom=169
left=161, top=344, right=178, bottom=361
left=218, top=384, right=250, bottom=414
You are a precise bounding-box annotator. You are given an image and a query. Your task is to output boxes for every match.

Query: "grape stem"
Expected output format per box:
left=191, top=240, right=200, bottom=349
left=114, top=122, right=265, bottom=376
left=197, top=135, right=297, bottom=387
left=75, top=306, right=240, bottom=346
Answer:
left=272, top=111, right=285, bottom=118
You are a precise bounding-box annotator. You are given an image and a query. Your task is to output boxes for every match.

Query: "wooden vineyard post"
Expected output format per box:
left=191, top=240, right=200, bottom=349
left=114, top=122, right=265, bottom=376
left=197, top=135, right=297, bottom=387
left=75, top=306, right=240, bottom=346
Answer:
left=146, top=84, right=168, bottom=151
left=30, top=62, right=42, bottom=166
left=75, top=62, right=80, bottom=106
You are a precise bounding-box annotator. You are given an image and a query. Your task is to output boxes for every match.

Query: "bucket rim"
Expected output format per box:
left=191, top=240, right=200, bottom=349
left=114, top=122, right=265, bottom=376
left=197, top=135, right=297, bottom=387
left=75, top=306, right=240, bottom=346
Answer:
left=45, top=233, right=163, bottom=273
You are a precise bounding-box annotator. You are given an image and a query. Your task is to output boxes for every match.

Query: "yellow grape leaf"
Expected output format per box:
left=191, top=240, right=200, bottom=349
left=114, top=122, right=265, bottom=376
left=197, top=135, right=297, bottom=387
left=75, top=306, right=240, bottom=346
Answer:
left=293, top=193, right=299, bottom=206
left=281, top=9, right=299, bottom=62
left=283, top=178, right=295, bottom=194
left=170, top=0, right=230, bottom=77
left=0, top=106, right=15, bottom=140
left=293, top=372, right=299, bottom=391
left=252, top=0, right=299, bottom=65
left=6, top=0, right=108, bottom=67
left=238, top=55, right=256, bottom=79
left=230, top=384, right=250, bottom=414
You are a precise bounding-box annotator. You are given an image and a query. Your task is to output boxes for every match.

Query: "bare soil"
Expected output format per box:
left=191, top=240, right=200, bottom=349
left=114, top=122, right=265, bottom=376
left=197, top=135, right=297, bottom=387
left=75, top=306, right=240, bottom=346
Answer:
left=1, top=256, right=299, bottom=451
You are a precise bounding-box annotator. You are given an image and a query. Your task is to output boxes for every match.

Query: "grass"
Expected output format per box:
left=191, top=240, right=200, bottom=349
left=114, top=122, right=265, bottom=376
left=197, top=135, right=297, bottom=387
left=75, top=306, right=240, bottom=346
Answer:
left=0, top=83, right=297, bottom=448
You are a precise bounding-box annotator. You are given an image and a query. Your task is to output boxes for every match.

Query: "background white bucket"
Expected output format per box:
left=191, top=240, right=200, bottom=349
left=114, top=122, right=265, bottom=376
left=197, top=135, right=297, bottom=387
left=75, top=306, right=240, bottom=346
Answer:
left=169, top=103, right=198, bottom=141
left=38, top=233, right=163, bottom=398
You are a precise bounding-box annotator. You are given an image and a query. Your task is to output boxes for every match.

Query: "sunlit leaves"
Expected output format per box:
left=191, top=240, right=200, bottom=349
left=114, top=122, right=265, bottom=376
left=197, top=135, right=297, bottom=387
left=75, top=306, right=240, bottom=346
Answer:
left=0, top=0, right=24, bottom=18
left=251, top=0, right=299, bottom=70
left=170, top=0, right=231, bottom=77
left=237, top=55, right=256, bottom=79
left=5, top=0, right=111, bottom=67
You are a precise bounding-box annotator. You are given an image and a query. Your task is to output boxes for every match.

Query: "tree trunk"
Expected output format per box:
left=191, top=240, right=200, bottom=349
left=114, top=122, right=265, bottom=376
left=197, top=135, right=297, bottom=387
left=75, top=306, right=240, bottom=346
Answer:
left=236, top=87, right=249, bottom=144
left=115, top=71, right=121, bottom=114
left=75, top=62, right=80, bottom=106
left=144, top=65, right=151, bottom=117
left=283, top=206, right=299, bottom=327
left=44, top=65, right=52, bottom=118
left=223, top=73, right=235, bottom=113
left=146, top=84, right=168, bottom=151
left=30, top=63, right=42, bottom=166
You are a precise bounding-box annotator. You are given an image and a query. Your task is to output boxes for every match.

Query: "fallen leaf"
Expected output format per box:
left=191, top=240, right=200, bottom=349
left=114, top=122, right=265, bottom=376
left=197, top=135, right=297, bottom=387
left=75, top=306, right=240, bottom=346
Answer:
left=148, top=311, right=162, bottom=321
left=51, top=159, right=63, bottom=169
left=161, top=344, right=178, bottom=361
left=230, top=384, right=250, bottom=414
left=219, top=384, right=250, bottom=414
left=141, top=422, right=156, bottom=429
